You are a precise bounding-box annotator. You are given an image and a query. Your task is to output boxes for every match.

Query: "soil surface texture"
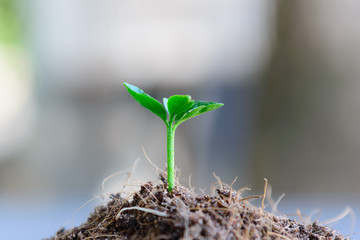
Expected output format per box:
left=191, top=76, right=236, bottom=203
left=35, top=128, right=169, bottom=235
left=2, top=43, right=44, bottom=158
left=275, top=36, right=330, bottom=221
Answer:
left=48, top=174, right=344, bottom=240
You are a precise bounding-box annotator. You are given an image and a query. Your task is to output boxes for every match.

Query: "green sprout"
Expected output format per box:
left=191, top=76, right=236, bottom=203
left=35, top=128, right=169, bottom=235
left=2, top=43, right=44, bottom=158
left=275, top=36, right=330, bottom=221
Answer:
left=124, top=82, right=223, bottom=192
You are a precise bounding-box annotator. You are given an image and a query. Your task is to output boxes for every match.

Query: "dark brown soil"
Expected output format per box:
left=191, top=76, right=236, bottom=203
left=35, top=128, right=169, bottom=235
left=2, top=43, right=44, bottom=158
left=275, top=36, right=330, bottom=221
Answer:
left=48, top=175, right=344, bottom=240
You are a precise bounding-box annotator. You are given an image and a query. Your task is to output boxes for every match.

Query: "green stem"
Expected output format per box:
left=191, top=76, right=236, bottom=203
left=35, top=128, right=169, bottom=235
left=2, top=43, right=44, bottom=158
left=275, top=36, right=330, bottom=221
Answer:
left=167, top=122, right=176, bottom=192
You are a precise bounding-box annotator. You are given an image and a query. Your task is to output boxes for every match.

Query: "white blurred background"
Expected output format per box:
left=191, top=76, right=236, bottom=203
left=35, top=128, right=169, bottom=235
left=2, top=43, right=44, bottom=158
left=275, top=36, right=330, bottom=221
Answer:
left=0, top=0, right=359, bottom=239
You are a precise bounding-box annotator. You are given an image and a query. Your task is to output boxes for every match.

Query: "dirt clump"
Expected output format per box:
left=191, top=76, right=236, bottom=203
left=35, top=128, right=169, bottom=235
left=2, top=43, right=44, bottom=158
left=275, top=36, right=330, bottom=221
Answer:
left=48, top=175, right=344, bottom=240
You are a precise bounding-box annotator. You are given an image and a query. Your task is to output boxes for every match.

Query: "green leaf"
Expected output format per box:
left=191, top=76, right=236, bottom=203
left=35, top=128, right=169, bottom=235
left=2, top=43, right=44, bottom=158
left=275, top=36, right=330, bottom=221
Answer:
left=124, top=82, right=167, bottom=122
left=175, top=101, right=223, bottom=124
left=167, top=95, right=194, bottom=117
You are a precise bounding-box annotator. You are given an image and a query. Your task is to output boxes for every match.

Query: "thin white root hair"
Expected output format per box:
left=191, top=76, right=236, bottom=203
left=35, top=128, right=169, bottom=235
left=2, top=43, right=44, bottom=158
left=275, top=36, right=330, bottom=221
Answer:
left=237, top=187, right=251, bottom=195
left=101, top=169, right=129, bottom=195
left=188, top=173, right=193, bottom=190
left=141, top=146, right=166, bottom=175
left=213, top=172, right=223, bottom=189
left=176, top=166, right=182, bottom=181
left=305, top=208, right=321, bottom=225
left=116, top=207, right=169, bottom=220
left=230, top=176, right=238, bottom=190
left=272, top=193, right=285, bottom=215
left=123, top=158, right=141, bottom=192
left=296, top=209, right=304, bottom=222
left=266, top=185, right=275, bottom=211
left=101, top=158, right=140, bottom=196
left=261, top=178, right=268, bottom=214
left=70, top=195, right=102, bottom=227
left=322, top=206, right=356, bottom=233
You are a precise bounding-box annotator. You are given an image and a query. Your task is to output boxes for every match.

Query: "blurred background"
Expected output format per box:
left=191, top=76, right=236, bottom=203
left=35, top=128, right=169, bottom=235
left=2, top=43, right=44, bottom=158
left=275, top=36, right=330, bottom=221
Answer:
left=0, top=0, right=359, bottom=239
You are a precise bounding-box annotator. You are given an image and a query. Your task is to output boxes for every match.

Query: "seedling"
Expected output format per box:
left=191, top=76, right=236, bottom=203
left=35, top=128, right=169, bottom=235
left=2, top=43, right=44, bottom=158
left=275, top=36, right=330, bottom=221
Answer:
left=124, top=82, right=223, bottom=192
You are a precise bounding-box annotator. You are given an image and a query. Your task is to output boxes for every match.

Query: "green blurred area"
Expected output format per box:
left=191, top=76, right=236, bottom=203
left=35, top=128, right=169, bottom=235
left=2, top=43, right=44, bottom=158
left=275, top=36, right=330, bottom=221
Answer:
left=0, top=0, right=21, bottom=45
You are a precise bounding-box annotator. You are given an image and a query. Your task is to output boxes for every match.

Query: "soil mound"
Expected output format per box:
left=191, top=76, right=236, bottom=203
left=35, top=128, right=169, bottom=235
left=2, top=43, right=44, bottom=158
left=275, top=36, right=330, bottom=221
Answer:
left=48, top=175, right=344, bottom=239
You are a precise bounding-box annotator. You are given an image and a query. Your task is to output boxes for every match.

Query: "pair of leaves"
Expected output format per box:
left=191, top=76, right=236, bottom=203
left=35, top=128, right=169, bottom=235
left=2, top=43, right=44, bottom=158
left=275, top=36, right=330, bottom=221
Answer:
left=124, top=82, right=223, bottom=126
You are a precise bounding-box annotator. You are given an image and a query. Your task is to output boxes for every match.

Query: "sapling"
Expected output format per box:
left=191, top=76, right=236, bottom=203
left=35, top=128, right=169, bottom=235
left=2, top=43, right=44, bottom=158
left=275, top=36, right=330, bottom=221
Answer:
left=124, top=82, right=223, bottom=192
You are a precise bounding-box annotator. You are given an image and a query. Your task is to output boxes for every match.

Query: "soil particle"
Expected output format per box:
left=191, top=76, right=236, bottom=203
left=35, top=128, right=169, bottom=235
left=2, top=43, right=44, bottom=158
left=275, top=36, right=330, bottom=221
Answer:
left=48, top=175, right=345, bottom=240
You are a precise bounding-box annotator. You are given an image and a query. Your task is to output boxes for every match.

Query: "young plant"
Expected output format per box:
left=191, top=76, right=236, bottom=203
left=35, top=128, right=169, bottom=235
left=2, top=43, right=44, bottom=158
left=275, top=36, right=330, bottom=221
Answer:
left=124, top=82, right=223, bottom=192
